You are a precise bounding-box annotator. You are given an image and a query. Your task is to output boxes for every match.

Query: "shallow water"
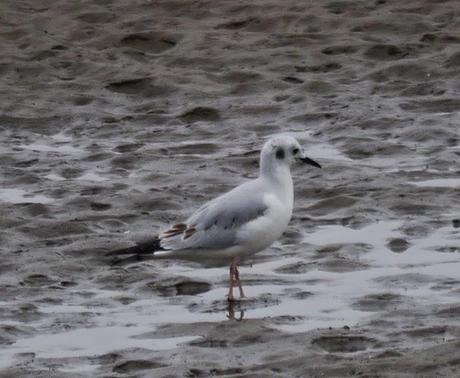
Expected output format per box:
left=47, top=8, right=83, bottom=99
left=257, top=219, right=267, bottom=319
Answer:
left=0, top=188, right=54, bottom=204
left=409, top=178, right=460, bottom=188
left=2, top=219, right=459, bottom=370
left=19, top=142, right=82, bottom=155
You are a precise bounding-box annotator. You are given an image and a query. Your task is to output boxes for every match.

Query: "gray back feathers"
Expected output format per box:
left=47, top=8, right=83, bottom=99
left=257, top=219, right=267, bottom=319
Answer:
left=160, top=179, right=268, bottom=251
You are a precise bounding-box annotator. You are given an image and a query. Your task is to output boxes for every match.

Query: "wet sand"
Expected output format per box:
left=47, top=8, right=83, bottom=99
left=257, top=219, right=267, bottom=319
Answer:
left=1, top=0, right=460, bottom=376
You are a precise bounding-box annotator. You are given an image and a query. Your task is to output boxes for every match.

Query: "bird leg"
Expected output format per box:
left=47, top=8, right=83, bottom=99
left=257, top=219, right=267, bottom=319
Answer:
left=234, top=262, right=245, bottom=299
left=228, top=261, right=236, bottom=302
left=227, top=257, right=245, bottom=302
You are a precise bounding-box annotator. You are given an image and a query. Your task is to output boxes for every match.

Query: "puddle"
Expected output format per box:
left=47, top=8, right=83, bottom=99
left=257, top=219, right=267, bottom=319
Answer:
left=259, top=220, right=460, bottom=332
left=44, top=173, right=66, bottom=182
left=6, top=328, right=198, bottom=360
left=364, top=156, right=428, bottom=171
left=51, top=132, right=73, bottom=142
left=408, top=178, right=460, bottom=188
left=304, top=220, right=402, bottom=247
left=59, top=364, right=100, bottom=374
left=0, top=292, right=203, bottom=369
left=0, top=188, right=54, bottom=204
left=14, top=130, right=77, bottom=155
left=45, top=171, right=108, bottom=182
left=19, top=142, right=82, bottom=155
left=77, top=172, right=108, bottom=182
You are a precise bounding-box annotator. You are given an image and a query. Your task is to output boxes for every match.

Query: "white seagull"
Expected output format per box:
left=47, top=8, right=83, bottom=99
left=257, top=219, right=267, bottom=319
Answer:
left=108, top=135, right=321, bottom=301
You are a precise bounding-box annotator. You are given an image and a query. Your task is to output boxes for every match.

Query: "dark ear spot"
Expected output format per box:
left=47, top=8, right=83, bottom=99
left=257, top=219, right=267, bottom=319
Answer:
left=276, top=148, right=285, bottom=160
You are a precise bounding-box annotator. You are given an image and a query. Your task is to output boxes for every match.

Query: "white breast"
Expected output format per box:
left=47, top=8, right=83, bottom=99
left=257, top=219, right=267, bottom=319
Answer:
left=236, top=192, right=293, bottom=255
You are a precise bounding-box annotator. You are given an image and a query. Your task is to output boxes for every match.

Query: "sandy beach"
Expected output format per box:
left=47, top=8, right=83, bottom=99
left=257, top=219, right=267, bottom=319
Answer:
left=1, top=0, right=460, bottom=376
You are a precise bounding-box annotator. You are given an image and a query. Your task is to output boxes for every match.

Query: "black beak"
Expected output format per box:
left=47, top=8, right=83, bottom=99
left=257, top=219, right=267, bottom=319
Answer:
left=300, top=156, right=321, bottom=168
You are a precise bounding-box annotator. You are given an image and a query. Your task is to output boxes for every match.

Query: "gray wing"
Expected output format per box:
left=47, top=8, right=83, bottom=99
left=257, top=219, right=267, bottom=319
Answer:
left=159, top=179, right=268, bottom=251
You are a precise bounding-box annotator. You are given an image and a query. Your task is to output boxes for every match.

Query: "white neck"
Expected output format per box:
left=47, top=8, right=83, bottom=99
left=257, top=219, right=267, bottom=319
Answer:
left=259, top=156, right=294, bottom=208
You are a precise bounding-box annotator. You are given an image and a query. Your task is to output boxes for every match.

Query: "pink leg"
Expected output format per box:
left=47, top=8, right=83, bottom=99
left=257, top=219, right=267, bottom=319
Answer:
left=234, top=264, right=245, bottom=298
left=227, top=262, right=235, bottom=302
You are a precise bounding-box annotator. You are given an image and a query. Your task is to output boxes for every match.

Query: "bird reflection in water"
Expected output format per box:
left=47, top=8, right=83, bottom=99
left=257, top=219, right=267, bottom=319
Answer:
left=226, top=300, right=244, bottom=321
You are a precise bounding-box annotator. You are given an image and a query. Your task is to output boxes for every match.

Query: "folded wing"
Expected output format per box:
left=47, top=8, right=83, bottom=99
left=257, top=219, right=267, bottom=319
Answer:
left=160, top=181, right=268, bottom=251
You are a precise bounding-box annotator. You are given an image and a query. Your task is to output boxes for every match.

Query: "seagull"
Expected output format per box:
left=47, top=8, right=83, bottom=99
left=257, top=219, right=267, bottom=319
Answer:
left=107, top=135, right=321, bottom=301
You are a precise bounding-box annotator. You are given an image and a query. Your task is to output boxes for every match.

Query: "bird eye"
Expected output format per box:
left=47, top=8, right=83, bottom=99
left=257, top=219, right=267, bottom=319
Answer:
left=292, top=148, right=299, bottom=155
left=276, top=148, right=285, bottom=159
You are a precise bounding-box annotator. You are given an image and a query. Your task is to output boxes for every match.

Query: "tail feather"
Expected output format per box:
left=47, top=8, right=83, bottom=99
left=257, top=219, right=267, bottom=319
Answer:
left=106, top=237, right=163, bottom=256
